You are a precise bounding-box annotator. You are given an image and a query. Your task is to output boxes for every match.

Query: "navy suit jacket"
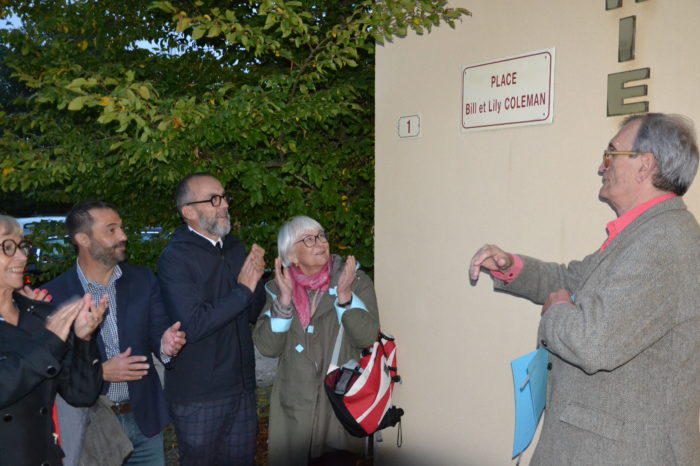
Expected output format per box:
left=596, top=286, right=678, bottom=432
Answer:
left=45, top=263, right=171, bottom=437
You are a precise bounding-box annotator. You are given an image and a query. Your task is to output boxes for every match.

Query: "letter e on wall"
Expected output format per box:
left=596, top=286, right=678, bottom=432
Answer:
left=607, top=68, right=650, bottom=116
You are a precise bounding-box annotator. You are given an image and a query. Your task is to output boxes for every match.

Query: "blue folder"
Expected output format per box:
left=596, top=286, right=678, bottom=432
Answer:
left=510, top=347, right=549, bottom=458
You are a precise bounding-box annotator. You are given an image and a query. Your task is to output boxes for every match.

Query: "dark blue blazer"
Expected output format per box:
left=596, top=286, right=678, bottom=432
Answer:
left=44, top=263, right=171, bottom=437
left=157, top=226, right=266, bottom=403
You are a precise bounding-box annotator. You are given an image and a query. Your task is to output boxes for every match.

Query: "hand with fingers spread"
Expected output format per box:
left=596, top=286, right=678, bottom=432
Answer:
left=238, top=244, right=265, bottom=292
left=102, top=347, right=150, bottom=383
left=337, top=256, right=357, bottom=304
left=274, top=257, right=294, bottom=306
left=45, top=296, right=90, bottom=342
left=73, top=294, right=108, bottom=341
left=162, top=322, right=186, bottom=357
left=469, top=244, right=514, bottom=283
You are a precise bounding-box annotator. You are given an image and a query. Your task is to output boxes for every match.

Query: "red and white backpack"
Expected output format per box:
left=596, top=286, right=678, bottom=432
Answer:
left=324, top=326, right=404, bottom=438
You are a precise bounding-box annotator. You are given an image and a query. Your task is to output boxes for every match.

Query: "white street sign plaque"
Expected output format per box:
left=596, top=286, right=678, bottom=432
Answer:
left=462, top=49, right=555, bottom=131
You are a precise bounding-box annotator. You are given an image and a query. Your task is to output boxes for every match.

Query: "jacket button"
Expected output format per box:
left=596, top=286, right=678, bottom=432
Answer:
left=46, top=366, right=57, bottom=376
left=547, top=362, right=553, bottom=370
left=3, top=413, right=12, bottom=422
left=39, top=406, right=49, bottom=415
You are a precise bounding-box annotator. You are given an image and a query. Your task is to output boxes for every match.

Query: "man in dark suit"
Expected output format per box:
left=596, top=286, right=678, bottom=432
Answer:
left=45, top=201, right=186, bottom=466
left=158, top=173, right=266, bottom=466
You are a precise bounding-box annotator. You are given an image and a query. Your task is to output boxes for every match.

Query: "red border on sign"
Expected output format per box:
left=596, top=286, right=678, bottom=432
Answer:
left=461, top=51, right=553, bottom=130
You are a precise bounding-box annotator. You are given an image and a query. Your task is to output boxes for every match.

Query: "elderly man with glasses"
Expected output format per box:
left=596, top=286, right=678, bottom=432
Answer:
left=157, top=173, right=266, bottom=466
left=470, top=113, right=700, bottom=465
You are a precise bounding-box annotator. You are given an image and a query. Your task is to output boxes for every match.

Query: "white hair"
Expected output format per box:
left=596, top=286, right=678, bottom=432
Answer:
left=0, top=215, right=21, bottom=237
left=277, top=215, right=324, bottom=267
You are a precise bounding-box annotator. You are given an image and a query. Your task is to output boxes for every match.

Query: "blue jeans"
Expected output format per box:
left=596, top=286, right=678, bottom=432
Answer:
left=116, top=411, right=165, bottom=466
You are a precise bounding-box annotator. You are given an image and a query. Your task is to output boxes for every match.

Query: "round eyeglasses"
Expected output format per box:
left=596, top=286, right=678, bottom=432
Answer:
left=1, top=239, right=31, bottom=257
left=602, top=150, right=645, bottom=169
left=185, top=194, right=230, bottom=207
left=295, top=232, right=328, bottom=248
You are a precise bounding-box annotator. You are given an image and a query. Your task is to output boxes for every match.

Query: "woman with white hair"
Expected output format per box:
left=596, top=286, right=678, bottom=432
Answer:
left=0, top=214, right=106, bottom=465
left=254, top=215, right=380, bottom=466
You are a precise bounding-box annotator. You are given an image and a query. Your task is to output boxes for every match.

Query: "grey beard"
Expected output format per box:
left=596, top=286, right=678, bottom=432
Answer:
left=208, top=221, right=231, bottom=238
left=199, top=213, right=231, bottom=238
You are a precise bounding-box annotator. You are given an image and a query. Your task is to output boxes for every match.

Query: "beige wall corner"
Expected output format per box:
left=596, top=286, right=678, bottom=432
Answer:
left=374, top=1, right=700, bottom=464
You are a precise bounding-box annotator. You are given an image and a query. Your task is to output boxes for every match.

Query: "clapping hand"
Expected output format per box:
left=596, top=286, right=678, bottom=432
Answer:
left=274, top=257, right=293, bottom=306
left=238, top=244, right=266, bottom=292
left=73, top=294, right=108, bottom=341
left=162, top=322, right=186, bottom=357
left=45, top=296, right=90, bottom=342
left=102, top=347, right=149, bottom=383
left=18, top=285, right=52, bottom=302
left=337, top=256, right=357, bottom=304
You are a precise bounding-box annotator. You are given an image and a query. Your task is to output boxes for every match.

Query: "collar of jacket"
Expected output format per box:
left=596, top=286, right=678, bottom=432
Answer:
left=11, top=291, right=55, bottom=328
left=170, top=224, right=240, bottom=253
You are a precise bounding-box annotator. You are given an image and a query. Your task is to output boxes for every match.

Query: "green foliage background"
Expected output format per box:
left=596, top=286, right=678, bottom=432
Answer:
left=0, top=0, right=469, bottom=279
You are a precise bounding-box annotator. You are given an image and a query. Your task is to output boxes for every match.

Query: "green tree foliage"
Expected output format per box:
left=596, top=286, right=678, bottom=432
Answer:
left=0, top=0, right=469, bottom=278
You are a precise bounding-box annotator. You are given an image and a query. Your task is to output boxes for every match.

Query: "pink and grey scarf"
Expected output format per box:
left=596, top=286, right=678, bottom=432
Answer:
left=288, top=258, right=332, bottom=328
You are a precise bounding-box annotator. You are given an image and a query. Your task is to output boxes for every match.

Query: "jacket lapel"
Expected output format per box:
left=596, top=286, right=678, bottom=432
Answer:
left=114, top=270, right=130, bottom=352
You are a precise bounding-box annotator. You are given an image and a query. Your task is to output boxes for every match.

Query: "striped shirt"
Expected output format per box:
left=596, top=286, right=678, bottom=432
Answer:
left=76, top=261, right=129, bottom=403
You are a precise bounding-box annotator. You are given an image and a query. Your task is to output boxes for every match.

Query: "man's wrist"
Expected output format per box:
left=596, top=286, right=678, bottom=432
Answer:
left=160, top=338, right=173, bottom=357
left=491, top=254, right=523, bottom=283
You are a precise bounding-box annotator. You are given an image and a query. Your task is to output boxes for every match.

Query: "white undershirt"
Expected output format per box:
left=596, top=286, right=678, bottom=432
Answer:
left=187, top=225, right=223, bottom=248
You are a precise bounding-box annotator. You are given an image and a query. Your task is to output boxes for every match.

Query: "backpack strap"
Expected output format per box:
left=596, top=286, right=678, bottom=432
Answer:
left=327, top=323, right=345, bottom=374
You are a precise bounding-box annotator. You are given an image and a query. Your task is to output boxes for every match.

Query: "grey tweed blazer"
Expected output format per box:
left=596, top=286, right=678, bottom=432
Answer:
left=496, top=196, right=700, bottom=466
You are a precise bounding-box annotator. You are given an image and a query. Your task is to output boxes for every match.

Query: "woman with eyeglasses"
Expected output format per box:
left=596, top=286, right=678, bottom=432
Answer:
left=0, top=214, right=107, bottom=466
left=254, top=215, right=380, bottom=466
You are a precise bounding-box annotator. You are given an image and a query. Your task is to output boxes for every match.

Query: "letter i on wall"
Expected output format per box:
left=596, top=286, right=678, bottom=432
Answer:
left=606, top=0, right=650, bottom=117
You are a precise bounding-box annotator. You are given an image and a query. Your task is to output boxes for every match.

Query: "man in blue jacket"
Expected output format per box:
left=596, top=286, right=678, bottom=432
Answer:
left=157, top=173, right=266, bottom=466
left=46, top=201, right=186, bottom=466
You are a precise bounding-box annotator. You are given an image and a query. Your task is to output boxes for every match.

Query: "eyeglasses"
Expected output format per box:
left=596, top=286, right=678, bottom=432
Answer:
left=1, top=239, right=31, bottom=257
left=185, top=194, right=230, bottom=207
left=295, top=231, right=328, bottom=248
left=602, top=150, right=645, bottom=169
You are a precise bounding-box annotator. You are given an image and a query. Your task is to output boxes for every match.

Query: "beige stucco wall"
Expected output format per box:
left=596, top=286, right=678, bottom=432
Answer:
left=374, top=1, right=700, bottom=464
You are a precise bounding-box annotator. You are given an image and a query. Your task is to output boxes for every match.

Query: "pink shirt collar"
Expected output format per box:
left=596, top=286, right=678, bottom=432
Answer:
left=599, top=193, right=677, bottom=252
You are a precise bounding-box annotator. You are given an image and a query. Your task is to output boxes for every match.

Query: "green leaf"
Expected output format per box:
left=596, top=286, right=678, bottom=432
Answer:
left=263, top=13, right=277, bottom=30
left=207, top=24, right=221, bottom=38
left=67, top=96, right=88, bottom=111
left=191, top=25, right=207, bottom=40
left=138, top=86, right=151, bottom=100
left=67, top=77, right=88, bottom=89
left=176, top=16, right=191, bottom=33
